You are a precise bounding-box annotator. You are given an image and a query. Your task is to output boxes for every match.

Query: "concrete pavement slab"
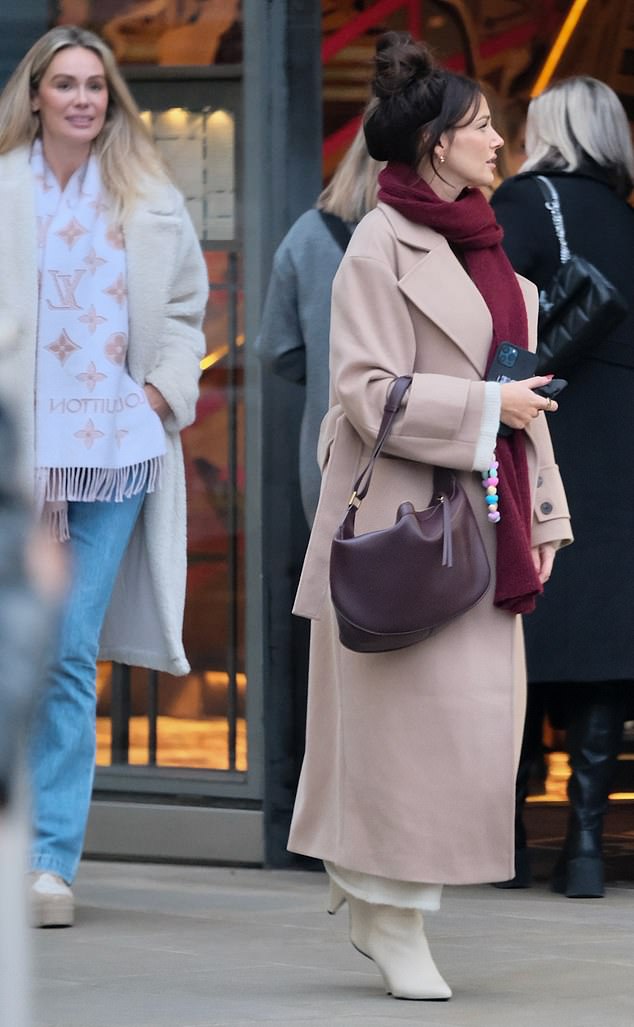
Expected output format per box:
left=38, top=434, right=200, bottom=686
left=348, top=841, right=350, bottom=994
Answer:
left=30, top=862, right=634, bottom=1027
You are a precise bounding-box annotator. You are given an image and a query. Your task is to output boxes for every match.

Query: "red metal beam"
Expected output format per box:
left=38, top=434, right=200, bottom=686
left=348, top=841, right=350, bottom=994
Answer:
left=321, top=0, right=408, bottom=62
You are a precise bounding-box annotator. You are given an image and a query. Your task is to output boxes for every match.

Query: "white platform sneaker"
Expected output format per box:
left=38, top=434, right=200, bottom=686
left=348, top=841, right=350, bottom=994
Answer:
left=29, top=872, right=74, bottom=928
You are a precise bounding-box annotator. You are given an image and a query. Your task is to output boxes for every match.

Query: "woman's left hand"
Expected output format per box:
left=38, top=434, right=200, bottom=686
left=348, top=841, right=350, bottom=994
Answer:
left=532, top=542, right=557, bottom=585
left=143, top=383, right=171, bottom=421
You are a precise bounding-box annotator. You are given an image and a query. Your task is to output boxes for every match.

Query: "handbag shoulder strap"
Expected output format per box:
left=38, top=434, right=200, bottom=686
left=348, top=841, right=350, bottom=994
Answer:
left=535, top=175, right=571, bottom=265
left=347, top=376, right=412, bottom=508
left=346, top=376, right=452, bottom=510
left=318, top=210, right=354, bottom=253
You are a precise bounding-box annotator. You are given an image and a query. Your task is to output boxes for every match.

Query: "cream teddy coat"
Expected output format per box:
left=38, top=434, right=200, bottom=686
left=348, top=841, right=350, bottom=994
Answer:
left=288, top=203, right=572, bottom=884
left=0, top=147, right=208, bottom=675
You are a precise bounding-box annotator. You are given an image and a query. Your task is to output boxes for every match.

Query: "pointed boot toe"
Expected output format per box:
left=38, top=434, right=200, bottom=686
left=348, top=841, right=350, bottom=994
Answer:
left=347, top=896, right=451, bottom=1001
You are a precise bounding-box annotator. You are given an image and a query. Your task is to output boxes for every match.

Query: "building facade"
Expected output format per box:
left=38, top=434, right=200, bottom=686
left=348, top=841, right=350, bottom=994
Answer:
left=2, top=0, right=322, bottom=867
left=3, top=0, right=633, bottom=868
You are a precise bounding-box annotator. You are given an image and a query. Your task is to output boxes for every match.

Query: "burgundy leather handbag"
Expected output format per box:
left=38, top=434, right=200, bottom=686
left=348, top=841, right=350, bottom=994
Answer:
left=329, top=376, right=491, bottom=653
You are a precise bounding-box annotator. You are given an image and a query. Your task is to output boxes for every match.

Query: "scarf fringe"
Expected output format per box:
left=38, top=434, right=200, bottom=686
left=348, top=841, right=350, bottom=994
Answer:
left=44, top=503, right=71, bottom=544
left=41, top=457, right=163, bottom=503
left=37, top=457, right=163, bottom=543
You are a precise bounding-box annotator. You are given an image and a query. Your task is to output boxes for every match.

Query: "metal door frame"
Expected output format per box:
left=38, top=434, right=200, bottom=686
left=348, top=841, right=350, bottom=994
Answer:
left=87, top=66, right=266, bottom=862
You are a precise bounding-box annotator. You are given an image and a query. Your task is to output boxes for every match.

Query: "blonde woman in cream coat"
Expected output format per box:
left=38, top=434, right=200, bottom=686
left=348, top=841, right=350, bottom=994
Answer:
left=0, top=26, right=207, bottom=927
left=288, top=33, right=572, bottom=1002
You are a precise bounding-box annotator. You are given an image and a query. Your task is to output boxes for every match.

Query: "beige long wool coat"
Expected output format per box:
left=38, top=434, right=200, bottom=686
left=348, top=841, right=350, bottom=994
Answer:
left=0, top=147, right=208, bottom=675
left=288, top=202, right=572, bottom=884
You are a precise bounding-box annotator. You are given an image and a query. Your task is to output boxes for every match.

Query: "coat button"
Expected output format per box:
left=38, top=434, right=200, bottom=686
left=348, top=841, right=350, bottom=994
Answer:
left=540, top=501, right=553, bottom=515
left=537, top=476, right=544, bottom=487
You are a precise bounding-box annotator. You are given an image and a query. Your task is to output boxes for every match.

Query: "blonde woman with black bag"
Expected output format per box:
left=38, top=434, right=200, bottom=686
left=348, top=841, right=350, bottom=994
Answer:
left=492, top=77, right=634, bottom=898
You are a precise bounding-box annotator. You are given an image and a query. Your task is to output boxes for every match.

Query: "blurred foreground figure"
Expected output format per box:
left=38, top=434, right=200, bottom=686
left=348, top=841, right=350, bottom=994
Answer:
left=0, top=320, right=64, bottom=1027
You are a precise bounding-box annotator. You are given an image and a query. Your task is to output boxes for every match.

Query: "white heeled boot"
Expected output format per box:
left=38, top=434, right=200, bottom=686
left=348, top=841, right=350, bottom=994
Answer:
left=328, top=880, right=451, bottom=1001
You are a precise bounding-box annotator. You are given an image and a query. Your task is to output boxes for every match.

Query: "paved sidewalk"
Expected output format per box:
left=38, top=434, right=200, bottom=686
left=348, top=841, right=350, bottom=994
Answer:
left=31, top=861, right=634, bottom=1027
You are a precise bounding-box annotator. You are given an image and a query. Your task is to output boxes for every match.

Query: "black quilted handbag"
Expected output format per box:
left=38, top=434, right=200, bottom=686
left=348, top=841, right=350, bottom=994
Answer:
left=534, top=176, right=628, bottom=375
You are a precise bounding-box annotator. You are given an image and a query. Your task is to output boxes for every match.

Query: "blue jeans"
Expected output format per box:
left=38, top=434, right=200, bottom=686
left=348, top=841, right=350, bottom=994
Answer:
left=29, top=491, right=145, bottom=884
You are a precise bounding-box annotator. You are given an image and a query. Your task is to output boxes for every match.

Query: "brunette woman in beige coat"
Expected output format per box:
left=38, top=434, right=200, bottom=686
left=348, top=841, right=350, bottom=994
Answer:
left=0, top=27, right=207, bottom=927
left=288, top=33, right=571, bottom=1001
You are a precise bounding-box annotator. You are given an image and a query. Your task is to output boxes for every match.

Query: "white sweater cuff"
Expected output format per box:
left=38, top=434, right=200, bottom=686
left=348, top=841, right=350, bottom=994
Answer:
left=473, top=381, right=501, bottom=472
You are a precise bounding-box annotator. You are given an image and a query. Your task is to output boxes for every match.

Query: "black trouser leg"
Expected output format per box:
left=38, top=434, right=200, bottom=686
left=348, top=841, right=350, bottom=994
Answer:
left=552, top=682, right=626, bottom=898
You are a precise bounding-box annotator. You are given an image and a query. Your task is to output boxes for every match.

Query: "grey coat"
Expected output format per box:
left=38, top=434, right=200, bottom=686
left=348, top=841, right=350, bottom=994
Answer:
left=0, top=147, right=208, bottom=675
left=256, top=209, right=351, bottom=523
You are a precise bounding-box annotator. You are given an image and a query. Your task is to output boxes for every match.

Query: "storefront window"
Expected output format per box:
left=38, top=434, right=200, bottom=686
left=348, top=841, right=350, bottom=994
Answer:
left=95, top=98, right=245, bottom=775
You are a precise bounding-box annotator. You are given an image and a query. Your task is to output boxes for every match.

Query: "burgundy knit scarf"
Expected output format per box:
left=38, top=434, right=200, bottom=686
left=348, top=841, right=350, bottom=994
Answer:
left=379, top=162, right=542, bottom=615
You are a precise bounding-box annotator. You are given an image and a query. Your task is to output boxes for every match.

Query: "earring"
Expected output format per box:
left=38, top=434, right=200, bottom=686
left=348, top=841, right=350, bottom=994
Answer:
left=439, top=154, right=446, bottom=164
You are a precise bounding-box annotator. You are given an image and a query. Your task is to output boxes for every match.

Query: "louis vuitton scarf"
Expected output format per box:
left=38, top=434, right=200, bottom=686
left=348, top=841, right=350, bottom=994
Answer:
left=31, top=141, right=165, bottom=540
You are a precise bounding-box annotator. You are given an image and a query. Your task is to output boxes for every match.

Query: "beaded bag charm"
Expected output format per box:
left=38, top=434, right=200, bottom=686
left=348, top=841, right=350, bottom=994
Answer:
left=482, top=457, right=500, bottom=523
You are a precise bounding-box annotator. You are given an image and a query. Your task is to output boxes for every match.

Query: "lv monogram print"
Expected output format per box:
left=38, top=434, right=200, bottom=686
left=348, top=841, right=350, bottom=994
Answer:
left=31, top=139, right=165, bottom=516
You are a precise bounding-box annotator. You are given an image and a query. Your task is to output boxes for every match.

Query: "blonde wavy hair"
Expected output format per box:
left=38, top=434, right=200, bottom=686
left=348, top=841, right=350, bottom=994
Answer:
left=0, top=26, right=166, bottom=218
left=316, top=122, right=384, bottom=224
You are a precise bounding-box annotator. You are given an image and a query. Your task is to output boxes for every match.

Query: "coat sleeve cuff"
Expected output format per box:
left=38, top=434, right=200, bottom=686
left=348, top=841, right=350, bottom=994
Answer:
left=532, top=463, right=573, bottom=548
left=472, top=381, right=501, bottom=472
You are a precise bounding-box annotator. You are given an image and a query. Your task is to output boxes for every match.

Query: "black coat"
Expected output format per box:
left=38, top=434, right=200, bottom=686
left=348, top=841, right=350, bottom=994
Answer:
left=492, top=170, right=634, bottom=683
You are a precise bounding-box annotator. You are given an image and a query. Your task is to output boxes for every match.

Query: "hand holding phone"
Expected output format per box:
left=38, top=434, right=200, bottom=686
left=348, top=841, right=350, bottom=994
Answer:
left=498, top=375, right=562, bottom=433
left=488, top=343, right=562, bottom=434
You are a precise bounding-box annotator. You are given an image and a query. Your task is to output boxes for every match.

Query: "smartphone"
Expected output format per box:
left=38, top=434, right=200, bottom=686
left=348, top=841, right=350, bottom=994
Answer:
left=487, top=342, right=538, bottom=384
left=533, top=378, right=568, bottom=400
left=487, top=343, right=540, bottom=437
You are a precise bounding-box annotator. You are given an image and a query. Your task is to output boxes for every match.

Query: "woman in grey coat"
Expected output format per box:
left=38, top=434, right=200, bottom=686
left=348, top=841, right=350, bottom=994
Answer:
left=256, top=126, right=383, bottom=524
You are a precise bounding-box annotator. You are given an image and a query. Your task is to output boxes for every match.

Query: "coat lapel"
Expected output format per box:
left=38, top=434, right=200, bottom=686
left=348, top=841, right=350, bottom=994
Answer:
left=378, top=202, right=493, bottom=375
left=398, top=245, right=493, bottom=375
left=124, top=198, right=179, bottom=382
left=379, top=204, right=540, bottom=371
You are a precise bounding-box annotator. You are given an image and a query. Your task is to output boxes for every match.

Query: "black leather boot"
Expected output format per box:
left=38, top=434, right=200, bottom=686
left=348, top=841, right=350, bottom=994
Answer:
left=551, top=683, right=626, bottom=899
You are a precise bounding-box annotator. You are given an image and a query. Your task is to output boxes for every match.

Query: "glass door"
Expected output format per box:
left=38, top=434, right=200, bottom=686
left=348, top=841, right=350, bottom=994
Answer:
left=91, top=73, right=263, bottom=845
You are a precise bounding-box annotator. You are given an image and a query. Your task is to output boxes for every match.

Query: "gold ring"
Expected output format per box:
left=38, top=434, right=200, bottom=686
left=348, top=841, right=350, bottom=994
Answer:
left=545, top=396, right=553, bottom=412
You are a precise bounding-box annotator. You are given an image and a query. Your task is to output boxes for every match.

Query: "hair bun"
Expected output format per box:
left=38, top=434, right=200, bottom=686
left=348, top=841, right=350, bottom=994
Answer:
left=372, top=31, right=435, bottom=99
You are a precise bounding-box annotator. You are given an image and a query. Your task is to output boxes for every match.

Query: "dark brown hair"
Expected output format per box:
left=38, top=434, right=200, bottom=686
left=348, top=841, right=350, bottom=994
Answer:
left=364, top=32, right=481, bottom=172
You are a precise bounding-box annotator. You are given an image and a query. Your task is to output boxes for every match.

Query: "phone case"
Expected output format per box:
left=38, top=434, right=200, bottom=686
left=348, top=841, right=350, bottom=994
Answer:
left=487, top=342, right=537, bottom=384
